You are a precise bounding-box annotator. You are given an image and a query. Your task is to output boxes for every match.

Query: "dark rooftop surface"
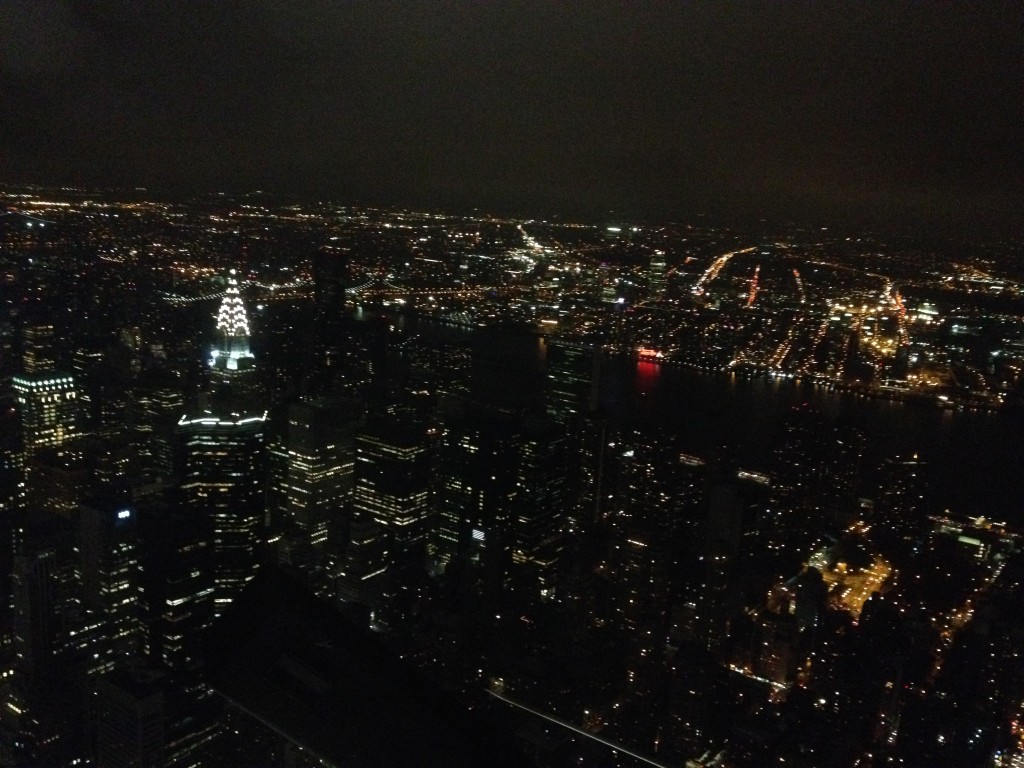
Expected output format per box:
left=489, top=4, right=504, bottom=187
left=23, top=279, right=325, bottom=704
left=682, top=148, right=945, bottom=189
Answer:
left=205, top=566, right=529, bottom=767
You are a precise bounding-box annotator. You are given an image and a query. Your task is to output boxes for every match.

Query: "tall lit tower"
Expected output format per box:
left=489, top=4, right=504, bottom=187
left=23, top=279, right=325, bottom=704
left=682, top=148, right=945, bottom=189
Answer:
left=178, top=269, right=267, bottom=615
left=511, top=419, right=568, bottom=596
left=209, top=270, right=255, bottom=380
left=647, top=252, right=668, bottom=299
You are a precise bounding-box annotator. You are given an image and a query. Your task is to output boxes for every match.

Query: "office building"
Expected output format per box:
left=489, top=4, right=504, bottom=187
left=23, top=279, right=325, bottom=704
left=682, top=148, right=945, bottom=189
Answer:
left=12, top=372, right=77, bottom=456
left=176, top=266, right=268, bottom=616
left=307, top=247, right=348, bottom=397
left=131, top=371, right=185, bottom=482
left=93, top=669, right=166, bottom=768
left=77, top=499, right=144, bottom=671
left=2, top=515, right=86, bottom=767
left=511, top=418, right=568, bottom=596
left=352, top=419, right=432, bottom=575
left=0, top=399, right=24, bottom=519
left=177, top=410, right=267, bottom=616
left=544, top=340, right=599, bottom=425
left=404, top=336, right=472, bottom=400
left=648, top=252, right=668, bottom=299
left=21, top=324, right=57, bottom=374
left=433, top=409, right=521, bottom=601
left=573, top=412, right=610, bottom=530
left=268, top=398, right=361, bottom=559
left=875, top=454, right=929, bottom=542
left=142, top=502, right=219, bottom=767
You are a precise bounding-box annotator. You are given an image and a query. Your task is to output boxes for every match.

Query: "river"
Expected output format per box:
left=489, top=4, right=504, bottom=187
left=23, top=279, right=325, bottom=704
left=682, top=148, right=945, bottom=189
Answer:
left=370, top=309, right=1024, bottom=525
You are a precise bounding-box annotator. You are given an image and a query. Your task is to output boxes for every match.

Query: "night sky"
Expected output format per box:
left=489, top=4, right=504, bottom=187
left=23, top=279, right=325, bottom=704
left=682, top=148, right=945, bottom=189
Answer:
left=2, top=1, right=1021, bottom=232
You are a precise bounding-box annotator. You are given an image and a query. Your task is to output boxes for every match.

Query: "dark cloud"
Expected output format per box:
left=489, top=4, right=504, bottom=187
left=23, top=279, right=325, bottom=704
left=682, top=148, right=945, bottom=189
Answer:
left=1, top=1, right=1021, bottom=233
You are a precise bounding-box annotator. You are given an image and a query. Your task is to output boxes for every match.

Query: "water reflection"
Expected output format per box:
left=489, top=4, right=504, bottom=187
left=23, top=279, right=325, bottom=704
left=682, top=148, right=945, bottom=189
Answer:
left=634, top=360, right=660, bottom=397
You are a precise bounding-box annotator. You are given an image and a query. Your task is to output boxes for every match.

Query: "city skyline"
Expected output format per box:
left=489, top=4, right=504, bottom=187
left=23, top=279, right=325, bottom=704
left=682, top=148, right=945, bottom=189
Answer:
left=1, top=183, right=1024, bottom=765
left=2, top=2, right=1024, bottom=764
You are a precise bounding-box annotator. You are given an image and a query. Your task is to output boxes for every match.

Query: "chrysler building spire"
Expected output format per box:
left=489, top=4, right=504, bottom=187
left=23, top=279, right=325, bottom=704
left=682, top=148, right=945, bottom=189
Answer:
left=210, top=270, right=255, bottom=373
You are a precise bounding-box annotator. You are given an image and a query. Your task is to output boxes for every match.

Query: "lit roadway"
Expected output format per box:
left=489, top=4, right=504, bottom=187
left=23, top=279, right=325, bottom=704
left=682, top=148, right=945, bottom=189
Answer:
left=518, top=223, right=546, bottom=252
left=928, top=559, right=1006, bottom=685
left=692, top=246, right=757, bottom=295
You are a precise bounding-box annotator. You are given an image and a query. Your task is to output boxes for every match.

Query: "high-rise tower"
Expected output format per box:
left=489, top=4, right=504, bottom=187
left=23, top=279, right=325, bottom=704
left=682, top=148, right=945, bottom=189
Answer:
left=179, top=270, right=267, bottom=615
left=77, top=499, right=144, bottom=671
left=647, top=252, right=668, bottom=300
left=433, top=409, right=521, bottom=597
left=267, top=398, right=362, bottom=585
left=308, top=247, right=348, bottom=397
left=22, top=324, right=57, bottom=374
left=353, top=420, right=432, bottom=575
left=12, top=372, right=78, bottom=456
left=544, top=340, right=599, bottom=426
left=511, top=418, right=568, bottom=596
left=177, top=410, right=267, bottom=616
left=12, top=372, right=78, bottom=504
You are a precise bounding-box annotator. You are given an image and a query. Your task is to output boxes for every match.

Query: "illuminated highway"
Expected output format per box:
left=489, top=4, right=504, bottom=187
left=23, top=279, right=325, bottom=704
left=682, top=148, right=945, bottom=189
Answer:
left=691, top=246, right=757, bottom=295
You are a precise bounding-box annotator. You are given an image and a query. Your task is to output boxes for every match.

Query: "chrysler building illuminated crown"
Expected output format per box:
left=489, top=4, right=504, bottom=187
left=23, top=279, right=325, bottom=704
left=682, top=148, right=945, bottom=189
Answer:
left=210, top=270, right=255, bottom=373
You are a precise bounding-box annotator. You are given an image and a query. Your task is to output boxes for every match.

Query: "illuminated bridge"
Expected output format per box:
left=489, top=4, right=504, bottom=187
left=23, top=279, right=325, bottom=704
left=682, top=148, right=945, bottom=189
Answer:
left=345, top=276, right=525, bottom=300
left=160, top=278, right=312, bottom=306
left=160, top=275, right=524, bottom=306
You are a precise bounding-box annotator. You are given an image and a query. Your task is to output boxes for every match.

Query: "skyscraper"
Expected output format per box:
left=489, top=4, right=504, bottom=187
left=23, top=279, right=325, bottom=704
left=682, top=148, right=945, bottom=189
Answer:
left=336, top=506, right=388, bottom=605
left=544, top=340, right=599, bottom=425
left=267, top=398, right=362, bottom=592
left=93, top=669, right=166, bottom=768
left=875, top=454, right=929, bottom=542
left=77, top=499, right=144, bottom=671
left=142, top=501, right=219, bottom=767
left=207, top=270, right=261, bottom=410
left=0, top=399, right=24, bottom=519
left=433, top=409, right=521, bottom=602
left=308, top=246, right=348, bottom=397
left=647, top=252, right=668, bottom=300
left=177, top=411, right=267, bottom=616
left=132, top=370, right=186, bottom=483
left=21, top=324, right=57, bottom=374
left=2, top=515, right=86, bottom=767
left=179, top=268, right=268, bottom=616
left=770, top=406, right=863, bottom=543
left=312, top=247, right=347, bottom=335
left=404, top=337, right=472, bottom=401
left=511, top=418, right=568, bottom=596
left=12, top=372, right=77, bottom=456
left=353, top=419, right=432, bottom=576
left=573, top=411, right=610, bottom=530
left=271, top=399, right=360, bottom=548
